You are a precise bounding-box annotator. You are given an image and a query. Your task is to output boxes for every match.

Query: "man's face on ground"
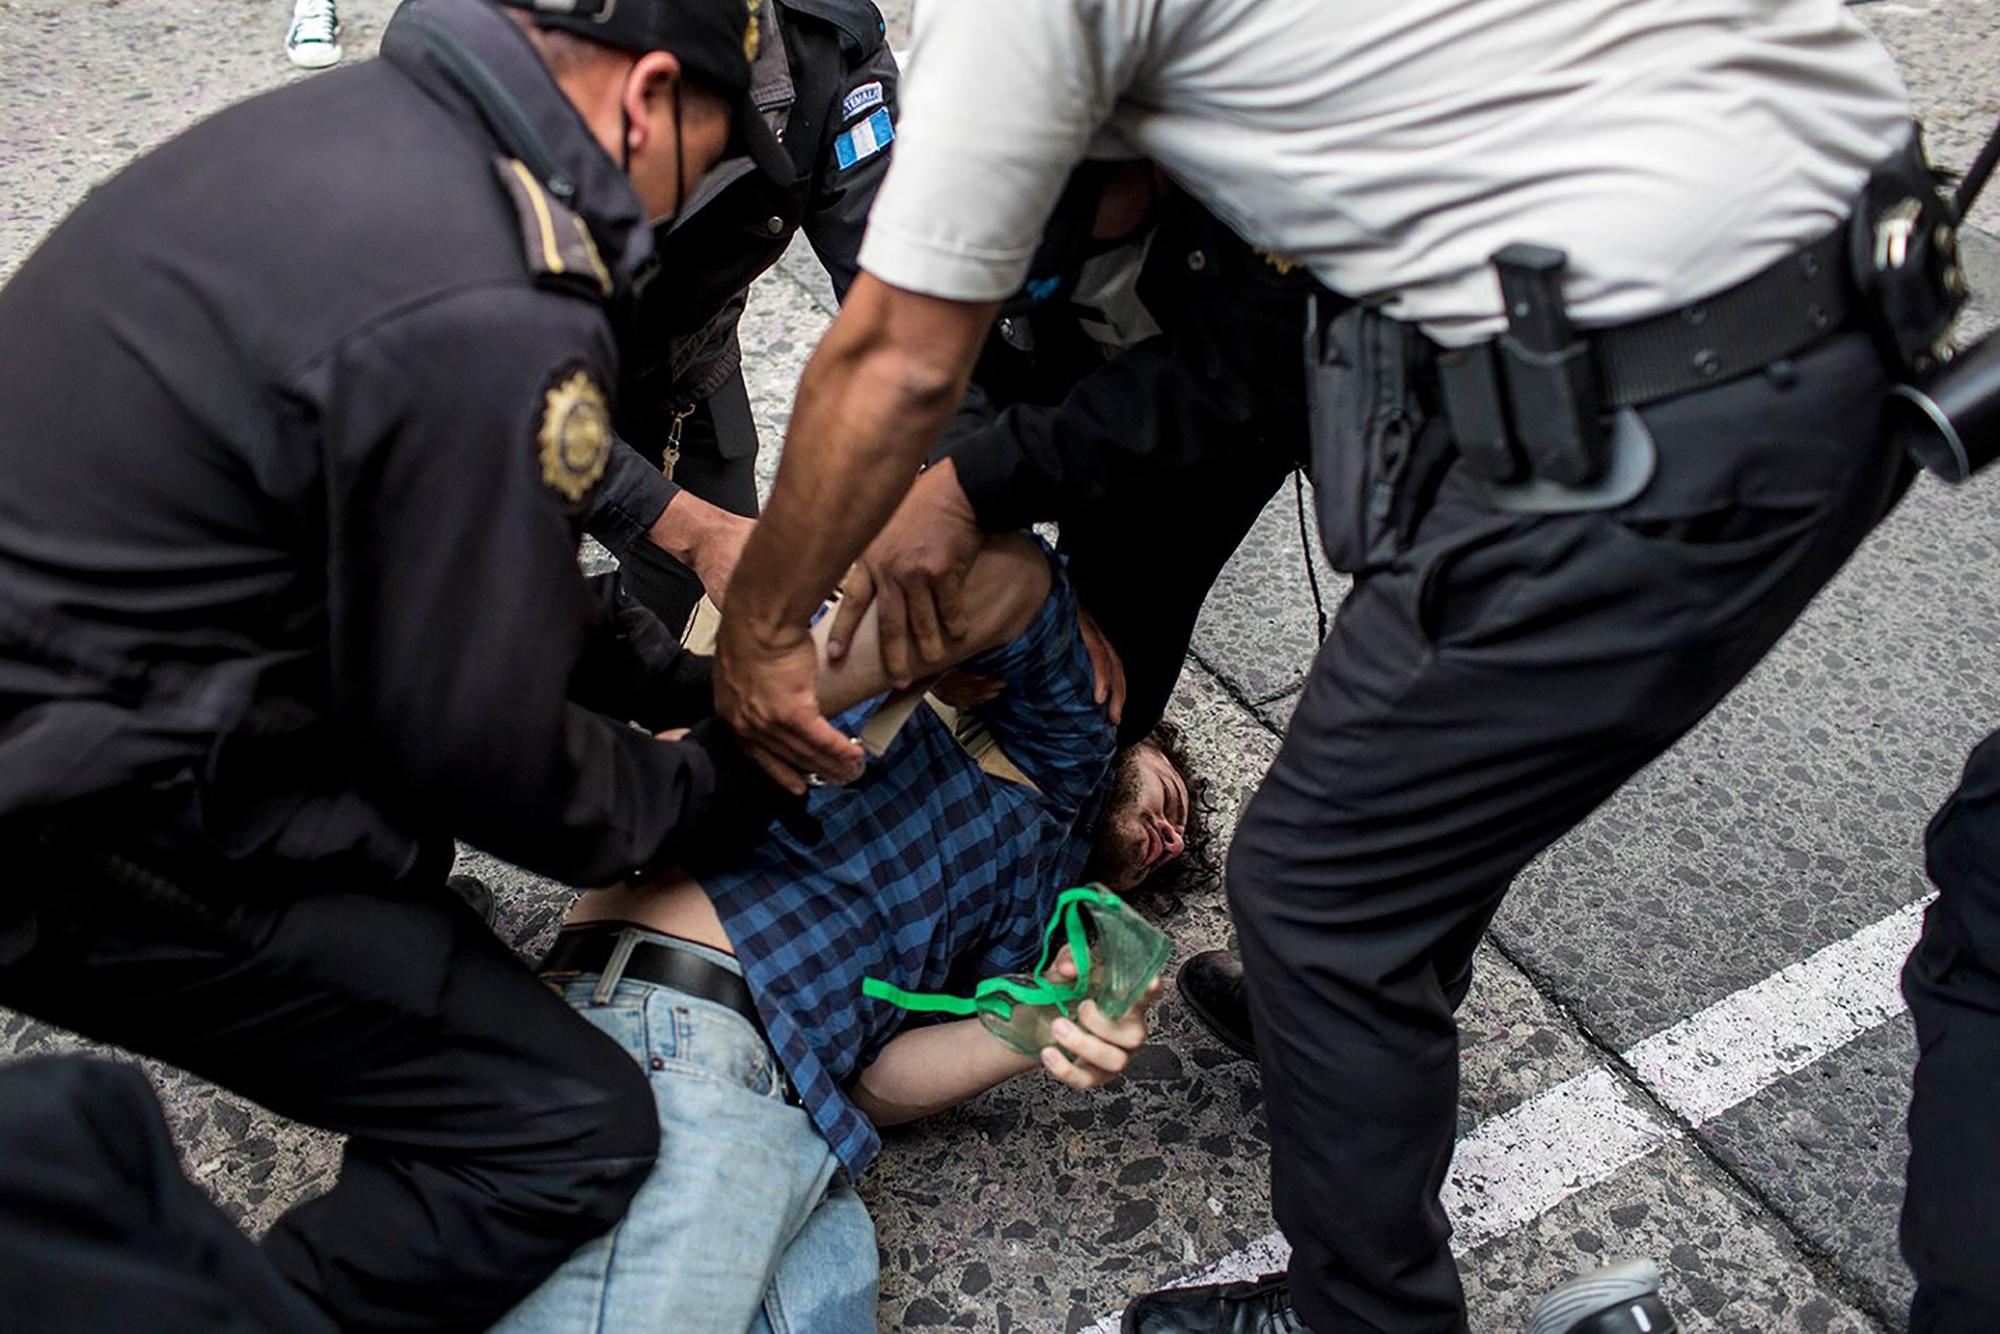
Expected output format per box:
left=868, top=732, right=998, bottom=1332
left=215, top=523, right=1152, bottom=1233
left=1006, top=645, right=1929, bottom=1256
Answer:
left=1091, top=742, right=1190, bottom=893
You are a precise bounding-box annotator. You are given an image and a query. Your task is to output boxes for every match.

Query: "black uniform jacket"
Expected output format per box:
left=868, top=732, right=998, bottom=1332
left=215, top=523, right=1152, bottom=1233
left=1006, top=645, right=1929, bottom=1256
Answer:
left=589, top=0, right=897, bottom=551
left=0, top=0, right=759, bottom=887
left=941, top=192, right=1319, bottom=531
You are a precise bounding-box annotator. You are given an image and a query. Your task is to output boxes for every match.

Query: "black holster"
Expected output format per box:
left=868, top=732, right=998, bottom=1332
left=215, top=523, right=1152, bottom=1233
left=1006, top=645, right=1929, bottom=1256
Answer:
left=1305, top=299, right=1432, bottom=572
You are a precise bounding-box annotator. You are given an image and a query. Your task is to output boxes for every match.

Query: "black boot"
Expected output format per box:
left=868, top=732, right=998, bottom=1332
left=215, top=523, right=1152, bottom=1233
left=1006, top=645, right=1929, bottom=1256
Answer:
left=1178, top=950, right=1257, bottom=1061
left=1528, top=1259, right=1678, bottom=1334
left=1122, top=1273, right=1311, bottom=1333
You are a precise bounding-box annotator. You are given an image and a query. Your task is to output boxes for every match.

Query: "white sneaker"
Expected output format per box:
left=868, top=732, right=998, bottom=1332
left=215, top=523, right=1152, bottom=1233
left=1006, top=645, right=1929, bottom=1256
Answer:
left=285, top=0, right=342, bottom=70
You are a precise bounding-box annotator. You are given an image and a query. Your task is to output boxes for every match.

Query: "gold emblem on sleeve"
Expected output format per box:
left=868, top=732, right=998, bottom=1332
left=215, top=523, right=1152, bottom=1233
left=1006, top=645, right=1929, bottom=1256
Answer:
left=539, top=370, right=612, bottom=503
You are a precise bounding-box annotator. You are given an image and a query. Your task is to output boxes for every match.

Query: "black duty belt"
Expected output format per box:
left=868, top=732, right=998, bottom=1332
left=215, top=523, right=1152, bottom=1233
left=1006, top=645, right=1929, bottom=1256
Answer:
left=1425, top=226, right=1857, bottom=491
left=1567, top=226, right=1851, bottom=408
left=541, top=921, right=769, bottom=1046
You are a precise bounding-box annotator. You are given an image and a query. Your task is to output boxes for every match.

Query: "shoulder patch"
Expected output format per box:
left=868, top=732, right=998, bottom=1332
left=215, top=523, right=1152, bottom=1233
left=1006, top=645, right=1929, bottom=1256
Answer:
left=537, top=367, right=613, bottom=504
left=839, top=80, right=885, bottom=123
left=833, top=107, right=893, bottom=171
left=494, top=158, right=613, bottom=301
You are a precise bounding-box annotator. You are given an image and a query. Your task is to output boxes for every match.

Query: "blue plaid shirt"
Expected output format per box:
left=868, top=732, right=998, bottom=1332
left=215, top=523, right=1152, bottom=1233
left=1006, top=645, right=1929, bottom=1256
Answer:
left=701, top=558, right=1116, bottom=1174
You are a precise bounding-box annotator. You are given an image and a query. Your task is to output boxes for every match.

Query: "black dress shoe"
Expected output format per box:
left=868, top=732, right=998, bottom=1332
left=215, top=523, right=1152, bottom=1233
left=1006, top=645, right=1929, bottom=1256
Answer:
left=1122, top=1273, right=1312, bottom=1333
left=1177, top=950, right=1258, bottom=1061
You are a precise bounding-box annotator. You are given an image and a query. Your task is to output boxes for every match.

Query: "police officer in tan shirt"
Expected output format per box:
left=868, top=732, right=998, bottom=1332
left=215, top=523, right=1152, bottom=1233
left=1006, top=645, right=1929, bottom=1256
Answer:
left=713, top=1, right=1917, bottom=1329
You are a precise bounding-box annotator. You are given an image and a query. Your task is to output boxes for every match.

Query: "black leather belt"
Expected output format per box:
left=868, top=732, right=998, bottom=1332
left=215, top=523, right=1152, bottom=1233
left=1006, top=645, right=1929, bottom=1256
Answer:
left=541, top=922, right=767, bottom=1044
left=1572, top=226, right=1853, bottom=407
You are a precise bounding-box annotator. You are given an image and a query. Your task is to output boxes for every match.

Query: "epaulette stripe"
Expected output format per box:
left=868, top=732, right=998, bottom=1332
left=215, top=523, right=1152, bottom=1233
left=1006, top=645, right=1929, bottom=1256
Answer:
left=568, top=212, right=613, bottom=298
left=507, top=158, right=567, bottom=278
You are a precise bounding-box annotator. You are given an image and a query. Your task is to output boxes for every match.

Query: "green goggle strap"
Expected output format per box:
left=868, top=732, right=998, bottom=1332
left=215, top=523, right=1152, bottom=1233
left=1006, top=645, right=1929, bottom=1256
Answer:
left=862, top=886, right=1115, bottom=1022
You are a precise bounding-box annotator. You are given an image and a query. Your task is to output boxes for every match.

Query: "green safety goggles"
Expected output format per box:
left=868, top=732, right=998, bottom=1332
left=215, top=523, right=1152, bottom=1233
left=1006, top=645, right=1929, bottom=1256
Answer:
left=863, top=884, right=1172, bottom=1057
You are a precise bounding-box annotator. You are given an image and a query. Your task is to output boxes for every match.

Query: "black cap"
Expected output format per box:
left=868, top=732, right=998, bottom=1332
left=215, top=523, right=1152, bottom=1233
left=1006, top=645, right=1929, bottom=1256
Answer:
left=500, top=0, right=792, bottom=185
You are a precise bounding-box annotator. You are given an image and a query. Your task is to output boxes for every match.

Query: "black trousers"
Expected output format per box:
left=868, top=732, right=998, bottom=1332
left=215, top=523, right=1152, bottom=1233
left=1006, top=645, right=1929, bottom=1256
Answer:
left=0, top=1054, right=336, bottom=1333
left=0, top=837, right=660, bottom=1331
left=1902, top=729, right=2000, bottom=1332
left=618, top=370, right=762, bottom=636
left=1061, top=446, right=1297, bottom=749
left=1226, top=329, right=1910, bottom=1332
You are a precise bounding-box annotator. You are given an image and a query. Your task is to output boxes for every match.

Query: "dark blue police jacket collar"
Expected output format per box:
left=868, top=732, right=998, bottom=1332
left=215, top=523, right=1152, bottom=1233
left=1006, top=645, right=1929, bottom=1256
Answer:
left=381, top=0, right=656, bottom=300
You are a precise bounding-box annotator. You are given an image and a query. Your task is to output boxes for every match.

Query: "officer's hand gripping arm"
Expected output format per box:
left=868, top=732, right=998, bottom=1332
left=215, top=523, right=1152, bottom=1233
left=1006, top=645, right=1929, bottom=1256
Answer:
left=715, top=275, right=996, bottom=790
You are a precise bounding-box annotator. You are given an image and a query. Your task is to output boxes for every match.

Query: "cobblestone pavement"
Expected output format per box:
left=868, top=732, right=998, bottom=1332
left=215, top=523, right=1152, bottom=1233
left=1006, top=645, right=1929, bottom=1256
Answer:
left=3, top=1, right=1998, bottom=1330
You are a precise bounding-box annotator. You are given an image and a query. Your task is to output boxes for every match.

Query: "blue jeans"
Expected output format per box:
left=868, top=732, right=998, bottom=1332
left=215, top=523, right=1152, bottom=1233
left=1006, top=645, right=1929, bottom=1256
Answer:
left=492, top=936, right=878, bottom=1334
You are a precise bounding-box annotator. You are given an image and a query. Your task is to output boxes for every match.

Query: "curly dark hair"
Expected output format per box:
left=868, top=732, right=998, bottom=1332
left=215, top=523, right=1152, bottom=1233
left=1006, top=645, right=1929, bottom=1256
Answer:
left=1081, top=717, right=1209, bottom=900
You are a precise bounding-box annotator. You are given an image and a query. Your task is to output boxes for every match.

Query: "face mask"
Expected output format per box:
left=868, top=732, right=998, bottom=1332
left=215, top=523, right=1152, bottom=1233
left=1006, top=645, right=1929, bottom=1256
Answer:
left=863, top=885, right=1172, bottom=1056
left=1070, top=237, right=1162, bottom=356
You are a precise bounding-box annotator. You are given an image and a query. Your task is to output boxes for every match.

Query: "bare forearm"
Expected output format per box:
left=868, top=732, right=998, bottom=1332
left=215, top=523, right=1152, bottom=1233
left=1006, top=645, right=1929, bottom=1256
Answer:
left=849, top=1018, right=1038, bottom=1126
left=813, top=528, right=1049, bottom=715
left=727, top=278, right=997, bottom=646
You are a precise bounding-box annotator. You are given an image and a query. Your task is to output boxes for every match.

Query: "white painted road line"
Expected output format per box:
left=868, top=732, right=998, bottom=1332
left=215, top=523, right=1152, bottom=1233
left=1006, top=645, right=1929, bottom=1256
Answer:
left=1626, top=897, right=1930, bottom=1126
left=1083, top=1071, right=1676, bottom=1333
left=1086, top=896, right=1931, bottom=1331
left=1439, top=1068, right=1674, bottom=1251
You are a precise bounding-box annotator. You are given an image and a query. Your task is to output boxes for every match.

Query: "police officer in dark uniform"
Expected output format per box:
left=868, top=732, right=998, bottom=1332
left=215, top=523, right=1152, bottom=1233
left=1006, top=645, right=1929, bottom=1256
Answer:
left=935, top=167, right=1313, bottom=746
left=1901, top=728, right=2000, bottom=1331
left=0, top=0, right=789, bottom=1325
left=587, top=0, right=897, bottom=634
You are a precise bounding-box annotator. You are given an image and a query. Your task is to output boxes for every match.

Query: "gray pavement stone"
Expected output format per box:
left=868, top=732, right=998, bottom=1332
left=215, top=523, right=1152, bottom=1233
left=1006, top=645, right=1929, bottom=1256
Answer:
left=1494, top=468, right=2000, bottom=1050
left=862, top=990, right=1275, bottom=1334
left=877, top=0, right=911, bottom=47
left=1701, top=1017, right=1919, bottom=1324
left=1856, top=0, right=2000, bottom=246
left=1455, top=951, right=1603, bottom=1137
left=1463, top=1139, right=1881, bottom=1334
left=743, top=270, right=832, bottom=499
left=0, top=0, right=398, bottom=281
left=451, top=845, right=576, bottom=958
left=1255, top=688, right=1301, bottom=735
left=1189, top=484, right=1345, bottom=706
left=773, top=234, right=843, bottom=320
left=1955, top=221, right=2000, bottom=340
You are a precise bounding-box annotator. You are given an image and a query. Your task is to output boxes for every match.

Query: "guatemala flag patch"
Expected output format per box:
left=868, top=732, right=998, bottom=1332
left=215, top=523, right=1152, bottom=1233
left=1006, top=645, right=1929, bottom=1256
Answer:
left=834, top=107, right=894, bottom=171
